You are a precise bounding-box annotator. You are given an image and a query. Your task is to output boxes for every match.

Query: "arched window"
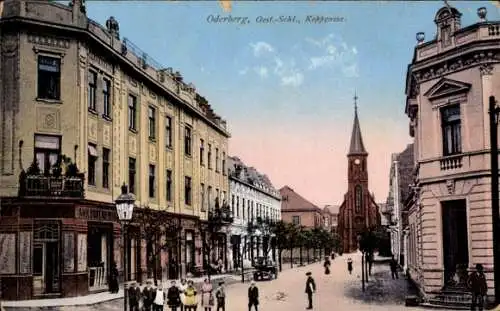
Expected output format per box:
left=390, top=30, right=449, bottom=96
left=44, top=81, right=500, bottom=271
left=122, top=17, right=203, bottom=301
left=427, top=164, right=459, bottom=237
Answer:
left=355, top=185, right=362, bottom=214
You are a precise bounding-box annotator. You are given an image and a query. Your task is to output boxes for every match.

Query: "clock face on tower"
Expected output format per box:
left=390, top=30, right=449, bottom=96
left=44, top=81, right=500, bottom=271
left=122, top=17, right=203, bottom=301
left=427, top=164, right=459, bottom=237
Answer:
left=354, top=158, right=361, bottom=165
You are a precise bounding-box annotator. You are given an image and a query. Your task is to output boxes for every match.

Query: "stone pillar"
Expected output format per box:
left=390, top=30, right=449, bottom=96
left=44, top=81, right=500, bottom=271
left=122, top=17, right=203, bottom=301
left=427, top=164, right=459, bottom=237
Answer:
left=481, top=63, right=494, bottom=150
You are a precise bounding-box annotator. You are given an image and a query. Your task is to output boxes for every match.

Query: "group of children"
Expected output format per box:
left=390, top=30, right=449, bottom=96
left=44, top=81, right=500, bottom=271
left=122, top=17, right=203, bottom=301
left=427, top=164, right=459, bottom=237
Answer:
left=126, top=278, right=227, bottom=311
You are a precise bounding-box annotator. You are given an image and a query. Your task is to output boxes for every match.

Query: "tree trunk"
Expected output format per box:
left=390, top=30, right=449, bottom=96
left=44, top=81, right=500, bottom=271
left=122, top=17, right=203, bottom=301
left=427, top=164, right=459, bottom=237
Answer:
left=307, top=248, right=310, bottom=264
left=299, top=246, right=303, bottom=266
left=290, top=247, right=293, bottom=268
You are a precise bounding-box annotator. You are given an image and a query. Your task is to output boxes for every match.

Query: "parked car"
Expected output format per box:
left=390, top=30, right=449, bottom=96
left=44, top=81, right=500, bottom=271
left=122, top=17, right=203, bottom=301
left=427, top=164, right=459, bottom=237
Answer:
left=252, top=257, right=277, bottom=281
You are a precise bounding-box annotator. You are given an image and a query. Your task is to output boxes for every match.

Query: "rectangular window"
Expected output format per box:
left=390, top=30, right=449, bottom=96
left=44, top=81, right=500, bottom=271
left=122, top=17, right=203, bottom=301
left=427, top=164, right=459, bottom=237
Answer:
left=34, top=135, right=61, bottom=174
left=200, top=139, right=205, bottom=166
left=441, top=105, right=461, bottom=156
left=37, top=55, right=61, bottom=100
left=184, top=176, right=192, bottom=206
left=242, top=199, right=246, bottom=220
left=102, top=148, right=110, bottom=189
left=222, top=152, right=226, bottom=175
left=148, top=106, right=156, bottom=140
left=166, top=169, right=173, bottom=201
left=216, top=189, right=220, bottom=205
left=87, top=143, right=97, bottom=186
left=200, top=183, right=205, bottom=211
left=231, top=195, right=235, bottom=215
left=88, top=70, right=97, bottom=111
left=236, top=196, right=240, bottom=217
left=207, top=186, right=212, bottom=209
left=103, top=78, right=111, bottom=118
left=215, top=148, right=219, bottom=172
left=165, top=116, right=173, bottom=148
left=292, top=215, right=300, bottom=225
left=128, top=157, right=136, bottom=194
left=149, top=164, right=155, bottom=198
left=128, top=94, right=137, bottom=130
left=184, top=126, right=192, bottom=156
left=208, top=144, right=212, bottom=169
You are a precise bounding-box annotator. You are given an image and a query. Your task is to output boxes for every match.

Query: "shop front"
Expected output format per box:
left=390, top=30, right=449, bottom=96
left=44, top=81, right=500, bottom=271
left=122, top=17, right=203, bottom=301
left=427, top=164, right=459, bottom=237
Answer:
left=0, top=199, right=122, bottom=300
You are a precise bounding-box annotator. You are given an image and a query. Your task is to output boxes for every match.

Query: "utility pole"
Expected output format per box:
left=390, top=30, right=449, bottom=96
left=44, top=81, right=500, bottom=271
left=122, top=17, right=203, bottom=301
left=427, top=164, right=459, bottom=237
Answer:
left=489, top=95, right=500, bottom=303
left=361, top=250, right=365, bottom=292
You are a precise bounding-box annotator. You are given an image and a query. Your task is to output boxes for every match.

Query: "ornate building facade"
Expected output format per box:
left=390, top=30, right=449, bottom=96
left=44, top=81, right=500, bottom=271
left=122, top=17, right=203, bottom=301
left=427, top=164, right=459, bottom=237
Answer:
left=337, top=100, right=381, bottom=253
left=404, top=5, right=500, bottom=304
left=0, top=0, right=229, bottom=300
left=227, top=157, right=281, bottom=270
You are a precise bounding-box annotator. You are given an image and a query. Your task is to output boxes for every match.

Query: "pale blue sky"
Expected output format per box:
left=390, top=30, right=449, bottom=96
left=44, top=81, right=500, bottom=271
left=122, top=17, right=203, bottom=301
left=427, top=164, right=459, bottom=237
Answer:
left=86, top=1, right=500, bottom=205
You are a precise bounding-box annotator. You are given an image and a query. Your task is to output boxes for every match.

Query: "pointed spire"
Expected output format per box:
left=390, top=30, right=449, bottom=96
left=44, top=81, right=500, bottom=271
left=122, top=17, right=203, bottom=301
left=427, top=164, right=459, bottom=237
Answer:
left=348, top=92, right=368, bottom=156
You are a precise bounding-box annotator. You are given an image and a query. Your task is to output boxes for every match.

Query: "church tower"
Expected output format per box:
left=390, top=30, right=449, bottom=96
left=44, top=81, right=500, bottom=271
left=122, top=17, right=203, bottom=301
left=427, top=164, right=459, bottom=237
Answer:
left=338, top=93, right=380, bottom=253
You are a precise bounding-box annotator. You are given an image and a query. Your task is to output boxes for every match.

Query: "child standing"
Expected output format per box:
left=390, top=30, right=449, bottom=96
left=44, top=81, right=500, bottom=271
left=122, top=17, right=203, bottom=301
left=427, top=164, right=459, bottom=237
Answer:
left=347, top=257, right=353, bottom=275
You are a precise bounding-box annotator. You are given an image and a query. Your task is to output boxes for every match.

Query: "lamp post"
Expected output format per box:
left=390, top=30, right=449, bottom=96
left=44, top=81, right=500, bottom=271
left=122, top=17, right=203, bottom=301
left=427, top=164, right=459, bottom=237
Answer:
left=357, top=234, right=365, bottom=292
left=488, top=95, right=500, bottom=303
left=115, top=183, right=136, bottom=311
left=254, top=229, right=262, bottom=261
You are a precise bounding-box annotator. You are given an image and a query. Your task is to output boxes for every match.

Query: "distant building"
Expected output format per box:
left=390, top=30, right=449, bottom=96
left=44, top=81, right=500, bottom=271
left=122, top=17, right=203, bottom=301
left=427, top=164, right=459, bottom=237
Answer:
left=280, top=186, right=323, bottom=229
left=404, top=4, right=500, bottom=303
left=338, top=99, right=381, bottom=253
left=323, top=205, right=340, bottom=234
left=385, top=144, right=414, bottom=269
left=227, top=156, right=281, bottom=269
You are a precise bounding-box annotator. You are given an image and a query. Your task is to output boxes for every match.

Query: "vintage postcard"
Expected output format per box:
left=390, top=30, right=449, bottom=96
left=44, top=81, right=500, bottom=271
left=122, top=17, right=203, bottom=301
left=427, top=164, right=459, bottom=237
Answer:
left=0, top=0, right=500, bottom=310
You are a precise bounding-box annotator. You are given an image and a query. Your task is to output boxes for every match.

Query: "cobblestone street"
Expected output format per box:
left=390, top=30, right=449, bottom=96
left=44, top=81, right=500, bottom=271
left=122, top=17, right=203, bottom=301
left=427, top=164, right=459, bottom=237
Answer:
left=4, top=252, right=424, bottom=311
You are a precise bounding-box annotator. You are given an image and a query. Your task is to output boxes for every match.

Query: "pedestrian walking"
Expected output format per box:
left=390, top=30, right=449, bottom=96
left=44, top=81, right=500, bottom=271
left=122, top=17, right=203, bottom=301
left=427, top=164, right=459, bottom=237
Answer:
left=108, top=261, right=119, bottom=293
left=128, top=282, right=142, bottom=311
left=323, top=257, right=331, bottom=275
left=153, top=284, right=167, bottom=311
left=184, top=280, right=198, bottom=311
left=304, top=271, right=316, bottom=310
left=167, top=280, right=181, bottom=311
left=179, top=279, right=187, bottom=311
left=248, top=281, right=259, bottom=311
left=142, top=280, right=155, bottom=311
left=390, top=256, right=399, bottom=279
left=215, top=281, right=226, bottom=311
left=201, top=278, right=214, bottom=311
left=347, top=258, right=353, bottom=275
left=467, top=264, right=487, bottom=311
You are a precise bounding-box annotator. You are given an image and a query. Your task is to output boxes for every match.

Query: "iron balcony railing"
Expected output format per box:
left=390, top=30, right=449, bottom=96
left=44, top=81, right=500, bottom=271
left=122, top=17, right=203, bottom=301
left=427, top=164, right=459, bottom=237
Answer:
left=20, top=174, right=85, bottom=198
left=208, top=206, right=234, bottom=224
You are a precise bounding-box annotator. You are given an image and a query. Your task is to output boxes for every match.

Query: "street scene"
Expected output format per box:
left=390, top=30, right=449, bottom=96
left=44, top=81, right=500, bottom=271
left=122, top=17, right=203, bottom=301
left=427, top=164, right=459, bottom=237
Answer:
left=1, top=0, right=500, bottom=310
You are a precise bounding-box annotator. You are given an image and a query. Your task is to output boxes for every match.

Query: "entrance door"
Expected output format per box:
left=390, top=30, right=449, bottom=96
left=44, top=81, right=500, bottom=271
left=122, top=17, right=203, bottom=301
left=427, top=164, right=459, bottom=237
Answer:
left=33, top=221, right=61, bottom=296
left=442, top=200, right=468, bottom=287
left=45, top=242, right=59, bottom=293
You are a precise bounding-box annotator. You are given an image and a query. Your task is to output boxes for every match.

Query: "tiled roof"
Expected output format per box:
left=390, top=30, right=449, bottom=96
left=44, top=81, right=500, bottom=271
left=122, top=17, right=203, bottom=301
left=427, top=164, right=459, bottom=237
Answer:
left=280, top=186, right=321, bottom=212
left=323, top=205, right=340, bottom=214
left=227, top=156, right=279, bottom=197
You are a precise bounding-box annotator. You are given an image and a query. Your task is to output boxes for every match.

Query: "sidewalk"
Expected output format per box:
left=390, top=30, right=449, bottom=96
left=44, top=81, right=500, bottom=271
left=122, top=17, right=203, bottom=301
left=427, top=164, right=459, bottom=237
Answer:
left=2, top=274, right=236, bottom=310
left=342, top=251, right=419, bottom=306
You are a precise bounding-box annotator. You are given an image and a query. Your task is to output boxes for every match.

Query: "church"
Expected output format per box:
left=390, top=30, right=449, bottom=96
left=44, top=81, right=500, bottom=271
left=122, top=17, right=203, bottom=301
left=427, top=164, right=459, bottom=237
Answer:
left=338, top=96, right=381, bottom=253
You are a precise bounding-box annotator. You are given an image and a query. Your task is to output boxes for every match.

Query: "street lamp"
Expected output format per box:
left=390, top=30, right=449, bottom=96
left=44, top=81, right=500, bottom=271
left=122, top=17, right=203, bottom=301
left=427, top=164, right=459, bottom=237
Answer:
left=115, top=183, right=136, bottom=311
left=488, top=96, right=500, bottom=303
left=357, top=234, right=365, bottom=292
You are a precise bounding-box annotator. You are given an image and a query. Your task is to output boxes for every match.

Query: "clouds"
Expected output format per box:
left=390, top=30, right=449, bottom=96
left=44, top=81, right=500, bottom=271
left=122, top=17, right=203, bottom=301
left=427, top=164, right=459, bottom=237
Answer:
left=243, top=33, right=359, bottom=87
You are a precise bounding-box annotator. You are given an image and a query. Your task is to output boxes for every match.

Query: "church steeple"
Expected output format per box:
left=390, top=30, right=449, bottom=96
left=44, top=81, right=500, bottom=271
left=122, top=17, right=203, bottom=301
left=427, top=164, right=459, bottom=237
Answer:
left=348, top=92, right=368, bottom=156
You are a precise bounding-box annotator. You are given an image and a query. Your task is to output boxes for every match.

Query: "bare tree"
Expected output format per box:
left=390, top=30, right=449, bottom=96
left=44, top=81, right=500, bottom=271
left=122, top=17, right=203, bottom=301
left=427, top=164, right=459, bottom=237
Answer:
left=133, top=205, right=182, bottom=286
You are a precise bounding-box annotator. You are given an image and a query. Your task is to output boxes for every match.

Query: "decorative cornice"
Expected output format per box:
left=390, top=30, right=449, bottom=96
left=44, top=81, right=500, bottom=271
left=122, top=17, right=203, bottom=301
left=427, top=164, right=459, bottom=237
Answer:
left=412, top=50, right=499, bottom=84
left=479, top=62, right=494, bottom=76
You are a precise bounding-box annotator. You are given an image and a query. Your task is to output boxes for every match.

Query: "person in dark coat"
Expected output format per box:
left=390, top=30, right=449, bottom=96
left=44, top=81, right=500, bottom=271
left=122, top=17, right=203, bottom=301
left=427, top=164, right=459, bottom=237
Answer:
left=248, top=281, right=259, bottom=311
left=304, top=272, right=316, bottom=310
left=323, top=257, right=331, bottom=275
left=142, top=280, right=155, bottom=311
left=347, top=258, right=353, bottom=275
left=167, top=280, right=181, bottom=311
left=390, top=256, right=399, bottom=279
left=467, top=264, right=487, bottom=311
left=128, top=282, right=142, bottom=311
left=109, top=262, right=119, bottom=293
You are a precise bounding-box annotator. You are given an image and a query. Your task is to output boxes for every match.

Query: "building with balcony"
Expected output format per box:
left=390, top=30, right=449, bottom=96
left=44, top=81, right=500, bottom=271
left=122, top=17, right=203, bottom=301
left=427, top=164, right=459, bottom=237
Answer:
left=227, top=156, right=281, bottom=271
left=385, top=144, right=414, bottom=270
left=0, top=0, right=229, bottom=300
left=404, top=5, right=500, bottom=303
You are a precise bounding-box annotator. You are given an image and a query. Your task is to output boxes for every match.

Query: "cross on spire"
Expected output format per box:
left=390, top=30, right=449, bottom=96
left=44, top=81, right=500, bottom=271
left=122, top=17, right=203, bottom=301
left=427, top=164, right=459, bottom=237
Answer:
left=354, top=91, right=358, bottom=111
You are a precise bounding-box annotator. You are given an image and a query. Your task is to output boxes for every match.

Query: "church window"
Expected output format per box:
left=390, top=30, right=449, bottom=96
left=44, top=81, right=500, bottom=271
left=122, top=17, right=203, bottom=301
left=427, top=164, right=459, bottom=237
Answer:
left=355, top=185, right=362, bottom=213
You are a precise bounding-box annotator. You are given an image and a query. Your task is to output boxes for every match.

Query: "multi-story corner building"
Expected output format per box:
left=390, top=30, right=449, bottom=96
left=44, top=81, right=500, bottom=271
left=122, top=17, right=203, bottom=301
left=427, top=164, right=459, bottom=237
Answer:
left=386, top=144, right=414, bottom=269
left=404, top=4, right=500, bottom=303
left=227, top=157, right=281, bottom=270
left=0, top=0, right=230, bottom=300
